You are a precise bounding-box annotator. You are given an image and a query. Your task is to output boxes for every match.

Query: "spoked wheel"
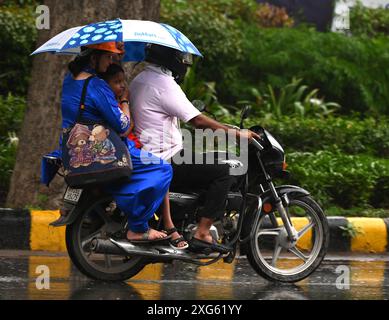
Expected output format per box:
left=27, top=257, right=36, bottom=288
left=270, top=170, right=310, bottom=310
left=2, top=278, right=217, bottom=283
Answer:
left=246, top=195, right=329, bottom=283
left=66, top=196, right=146, bottom=281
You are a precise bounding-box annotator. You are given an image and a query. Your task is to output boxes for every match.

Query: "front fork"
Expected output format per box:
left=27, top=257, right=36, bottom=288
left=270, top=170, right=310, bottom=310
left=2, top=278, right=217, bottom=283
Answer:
left=257, top=154, right=298, bottom=242
left=269, top=185, right=298, bottom=241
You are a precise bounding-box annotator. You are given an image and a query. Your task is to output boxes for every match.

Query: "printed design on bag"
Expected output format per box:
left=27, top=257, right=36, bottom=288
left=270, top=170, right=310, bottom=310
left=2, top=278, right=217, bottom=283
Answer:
left=66, top=124, right=94, bottom=168
left=66, top=124, right=118, bottom=168
left=89, top=125, right=117, bottom=164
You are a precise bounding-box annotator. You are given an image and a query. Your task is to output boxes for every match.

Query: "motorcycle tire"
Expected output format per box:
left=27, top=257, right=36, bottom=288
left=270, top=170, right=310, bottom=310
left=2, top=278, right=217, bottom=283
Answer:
left=246, top=195, right=329, bottom=283
left=65, top=196, right=147, bottom=281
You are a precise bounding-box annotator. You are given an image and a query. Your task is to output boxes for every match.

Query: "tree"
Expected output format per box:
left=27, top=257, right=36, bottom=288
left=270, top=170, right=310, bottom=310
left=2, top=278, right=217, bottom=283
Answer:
left=6, top=0, right=160, bottom=208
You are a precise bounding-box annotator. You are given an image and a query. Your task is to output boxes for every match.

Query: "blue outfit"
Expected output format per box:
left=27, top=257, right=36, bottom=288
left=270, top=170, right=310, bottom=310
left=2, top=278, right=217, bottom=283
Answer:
left=42, top=73, right=172, bottom=233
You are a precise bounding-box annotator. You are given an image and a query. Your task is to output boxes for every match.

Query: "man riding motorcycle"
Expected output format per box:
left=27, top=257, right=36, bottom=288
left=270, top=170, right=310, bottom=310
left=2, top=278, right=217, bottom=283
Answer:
left=129, top=44, right=261, bottom=254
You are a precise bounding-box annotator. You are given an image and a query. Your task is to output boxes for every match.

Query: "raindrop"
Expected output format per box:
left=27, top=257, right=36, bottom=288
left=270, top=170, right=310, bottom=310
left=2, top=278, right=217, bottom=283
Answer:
left=104, top=30, right=113, bottom=35
left=69, top=40, right=76, bottom=45
left=72, top=33, right=80, bottom=39
left=80, top=40, right=89, bottom=45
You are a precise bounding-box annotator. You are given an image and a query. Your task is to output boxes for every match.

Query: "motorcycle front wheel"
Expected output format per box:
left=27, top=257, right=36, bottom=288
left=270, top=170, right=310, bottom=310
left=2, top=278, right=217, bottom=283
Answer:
left=246, top=195, right=329, bottom=283
left=66, top=196, right=146, bottom=281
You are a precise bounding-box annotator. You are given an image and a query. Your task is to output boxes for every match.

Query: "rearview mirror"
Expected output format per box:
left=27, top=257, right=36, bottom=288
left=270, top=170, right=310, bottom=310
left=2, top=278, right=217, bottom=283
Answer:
left=240, top=105, right=252, bottom=128
left=241, top=105, right=251, bottom=120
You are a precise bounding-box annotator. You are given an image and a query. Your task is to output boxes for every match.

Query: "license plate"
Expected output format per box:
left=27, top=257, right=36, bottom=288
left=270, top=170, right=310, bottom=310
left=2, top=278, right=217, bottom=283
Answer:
left=63, top=187, right=83, bottom=204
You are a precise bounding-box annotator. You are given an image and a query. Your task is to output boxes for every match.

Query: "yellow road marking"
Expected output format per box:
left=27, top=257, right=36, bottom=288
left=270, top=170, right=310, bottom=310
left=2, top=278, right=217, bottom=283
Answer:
left=197, top=260, right=235, bottom=299
left=28, top=255, right=70, bottom=299
left=347, top=218, right=387, bottom=253
left=128, top=263, right=163, bottom=299
left=30, top=210, right=67, bottom=252
left=350, top=261, right=385, bottom=299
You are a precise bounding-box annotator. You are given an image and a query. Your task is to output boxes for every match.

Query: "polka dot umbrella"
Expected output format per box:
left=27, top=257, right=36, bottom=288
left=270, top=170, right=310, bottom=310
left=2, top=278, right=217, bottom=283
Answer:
left=31, top=19, right=202, bottom=61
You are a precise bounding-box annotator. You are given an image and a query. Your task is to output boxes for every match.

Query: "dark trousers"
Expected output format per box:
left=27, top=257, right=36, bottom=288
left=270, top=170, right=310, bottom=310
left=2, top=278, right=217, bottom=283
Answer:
left=170, top=151, right=235, bottom=220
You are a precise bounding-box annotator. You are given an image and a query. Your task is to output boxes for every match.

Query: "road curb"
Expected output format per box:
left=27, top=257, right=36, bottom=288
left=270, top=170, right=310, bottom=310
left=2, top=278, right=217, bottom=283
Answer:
left=0, top=209, right=388, bottom=253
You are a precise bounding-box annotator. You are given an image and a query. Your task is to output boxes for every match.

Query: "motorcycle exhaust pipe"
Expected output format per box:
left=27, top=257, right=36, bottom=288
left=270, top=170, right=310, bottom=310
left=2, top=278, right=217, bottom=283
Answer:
left=90, top=238, right=163, bottom=258
left=90, top=238, right=226, bottom=262
left=90, top=238, right=126, bottom=255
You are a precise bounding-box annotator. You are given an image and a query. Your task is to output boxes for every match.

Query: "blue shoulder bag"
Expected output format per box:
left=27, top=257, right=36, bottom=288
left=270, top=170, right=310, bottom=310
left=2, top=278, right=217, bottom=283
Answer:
left=61, top=76, right=132, bottom=188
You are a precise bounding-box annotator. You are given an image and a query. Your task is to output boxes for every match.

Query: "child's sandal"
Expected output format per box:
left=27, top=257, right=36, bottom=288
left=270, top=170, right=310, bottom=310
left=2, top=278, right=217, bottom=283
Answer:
left=166, top=227, right=189, bottom=250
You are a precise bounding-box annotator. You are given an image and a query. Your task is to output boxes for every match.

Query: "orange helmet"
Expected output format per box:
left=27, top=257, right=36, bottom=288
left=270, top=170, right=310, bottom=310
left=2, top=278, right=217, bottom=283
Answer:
left=116, top=42, right=125, bottom=55
left=85, top=41, right=123, bottom=54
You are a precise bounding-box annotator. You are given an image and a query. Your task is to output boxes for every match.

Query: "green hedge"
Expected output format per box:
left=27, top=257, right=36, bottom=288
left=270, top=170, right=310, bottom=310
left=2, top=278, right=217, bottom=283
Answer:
left=0, top=4, right=37, bottom=96
left=162, top=0, right=389, bottom=116
left=350, top=2, right=389, bottom=38
left=236, top=26, right=389, bottom=116
left=0, top=94, right=25, bottom=205
left=0, top=142, right=17, bottom=201
left=213, top=110, right=389, bottom=210
left=0, top=2, right=35, bottom=205
left=286, top=150, right=389, bottom=209
left=0, top=94, right=26, bottom=140
left=161, top=0, right=246, bottom=88
left=215, top=105, right=389, bottom=157
left=255, top=116, right=389, bottom=157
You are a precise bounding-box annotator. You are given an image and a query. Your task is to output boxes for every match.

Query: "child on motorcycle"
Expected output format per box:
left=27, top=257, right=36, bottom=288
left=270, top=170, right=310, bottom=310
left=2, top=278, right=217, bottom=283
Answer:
left=98, top=63, right=142, bottom=148
left=99, top=63, right=188, bottom=250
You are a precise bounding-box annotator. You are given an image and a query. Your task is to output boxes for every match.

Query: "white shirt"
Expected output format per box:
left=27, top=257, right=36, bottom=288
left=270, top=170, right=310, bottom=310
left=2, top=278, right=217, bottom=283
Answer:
left=129, top=64, right=201, bottom=160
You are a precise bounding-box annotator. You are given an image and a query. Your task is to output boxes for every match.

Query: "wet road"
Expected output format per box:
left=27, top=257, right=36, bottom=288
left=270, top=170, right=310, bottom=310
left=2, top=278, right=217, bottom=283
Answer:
left=0, top=250, right=388, bottom=300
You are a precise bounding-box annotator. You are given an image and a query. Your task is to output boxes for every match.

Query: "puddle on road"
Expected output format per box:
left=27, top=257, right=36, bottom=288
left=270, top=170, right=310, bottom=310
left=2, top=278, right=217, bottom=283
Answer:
left=0, top=253, right=388, bottom=300
left=0, top=276, right=25, bottom=283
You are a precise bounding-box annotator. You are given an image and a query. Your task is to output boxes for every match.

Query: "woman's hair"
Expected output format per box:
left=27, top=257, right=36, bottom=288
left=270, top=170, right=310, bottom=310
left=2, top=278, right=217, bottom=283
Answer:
left=68, top=47, right=105, bottom=77
left=98, top=63, right=125, bottom=82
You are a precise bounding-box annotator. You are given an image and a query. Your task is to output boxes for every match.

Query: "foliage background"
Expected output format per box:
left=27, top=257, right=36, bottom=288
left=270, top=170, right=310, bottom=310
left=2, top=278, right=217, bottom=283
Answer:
left=0, top=0, right=388, bottom=216
left=161, top=0, right=389, bottom=215
left=0, top=1, right=36, bottom=204
left=162, top=0, right=389, bottom=116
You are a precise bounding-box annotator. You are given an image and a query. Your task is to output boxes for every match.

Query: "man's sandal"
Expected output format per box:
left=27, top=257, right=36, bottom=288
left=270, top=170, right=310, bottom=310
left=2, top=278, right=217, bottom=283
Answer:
left=166, top=227, right=189, bottom=250
left=189, top=237, right=232, bottom=254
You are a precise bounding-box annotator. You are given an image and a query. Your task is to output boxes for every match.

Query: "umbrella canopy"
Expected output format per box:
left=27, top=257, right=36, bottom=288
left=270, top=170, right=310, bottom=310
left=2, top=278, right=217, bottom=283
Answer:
left=31, top=19, right=202, bottom=61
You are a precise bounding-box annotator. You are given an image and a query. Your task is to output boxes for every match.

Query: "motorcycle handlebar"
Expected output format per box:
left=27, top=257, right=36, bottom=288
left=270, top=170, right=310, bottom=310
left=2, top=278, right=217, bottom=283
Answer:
left=251, top=138, right=264, bottom=151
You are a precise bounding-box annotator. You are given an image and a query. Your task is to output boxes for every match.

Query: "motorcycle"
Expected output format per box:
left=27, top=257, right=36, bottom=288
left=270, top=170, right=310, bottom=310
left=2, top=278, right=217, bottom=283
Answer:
left=45, top=104, right=329, bottom=283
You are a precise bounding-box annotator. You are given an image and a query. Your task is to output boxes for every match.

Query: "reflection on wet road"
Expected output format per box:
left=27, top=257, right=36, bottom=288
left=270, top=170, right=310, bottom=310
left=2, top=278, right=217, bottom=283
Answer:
left=0, top=251, right=388, bottom=300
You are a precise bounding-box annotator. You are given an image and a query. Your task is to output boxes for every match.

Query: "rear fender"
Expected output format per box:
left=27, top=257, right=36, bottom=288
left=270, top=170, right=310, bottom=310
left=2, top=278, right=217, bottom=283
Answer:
left=52, top=190, right=110, bottom=227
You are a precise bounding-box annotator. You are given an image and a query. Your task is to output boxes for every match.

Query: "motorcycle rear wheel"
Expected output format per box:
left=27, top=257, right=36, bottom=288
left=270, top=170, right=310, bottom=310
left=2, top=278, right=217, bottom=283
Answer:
left=66, top=196, right=146, bottom=281
left=246, top=195, right=329, bottom=283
